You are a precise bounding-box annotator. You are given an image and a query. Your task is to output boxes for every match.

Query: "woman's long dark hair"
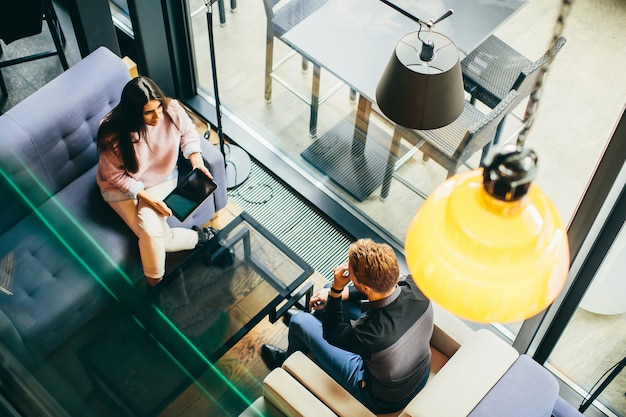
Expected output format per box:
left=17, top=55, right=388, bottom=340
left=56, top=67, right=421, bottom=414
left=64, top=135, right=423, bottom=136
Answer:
left=97, top=76, right=170, bottom=173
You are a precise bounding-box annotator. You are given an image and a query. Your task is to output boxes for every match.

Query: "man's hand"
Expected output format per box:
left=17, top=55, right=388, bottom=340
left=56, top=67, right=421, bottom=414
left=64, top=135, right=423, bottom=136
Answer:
left=189, top=152, right=213, bottom=179
left=332, top=263, right=351, bottom=289
left=310, top=288, right=330, bottom=310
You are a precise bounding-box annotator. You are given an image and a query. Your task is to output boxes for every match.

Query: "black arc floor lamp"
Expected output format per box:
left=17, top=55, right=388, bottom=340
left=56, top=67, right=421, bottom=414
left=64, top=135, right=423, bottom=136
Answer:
left=204, top=0, right=250, bottom=189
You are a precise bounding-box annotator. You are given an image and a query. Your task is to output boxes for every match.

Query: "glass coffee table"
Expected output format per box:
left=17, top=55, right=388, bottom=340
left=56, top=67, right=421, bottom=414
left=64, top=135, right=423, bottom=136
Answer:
left=157, top=211, right=315, bottom=360
left=78, top=212, right=314, bottom=416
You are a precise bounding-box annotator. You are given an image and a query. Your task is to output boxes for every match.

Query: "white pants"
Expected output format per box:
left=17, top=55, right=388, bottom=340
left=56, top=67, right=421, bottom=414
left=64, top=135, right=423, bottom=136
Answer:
left=108, top=179, right=198, bottom=278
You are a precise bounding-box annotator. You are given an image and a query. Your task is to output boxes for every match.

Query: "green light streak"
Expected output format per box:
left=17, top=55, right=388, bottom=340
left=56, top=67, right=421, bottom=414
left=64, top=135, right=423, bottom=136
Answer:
left=2, top=159, right=261, bottom=414
left=0, top=167, right=122, bottom=301
left=0, top=159, right=135, bottom=286
left=151, top=305, right=255, bottom=409
left=129, top=315, right=233, bottom=416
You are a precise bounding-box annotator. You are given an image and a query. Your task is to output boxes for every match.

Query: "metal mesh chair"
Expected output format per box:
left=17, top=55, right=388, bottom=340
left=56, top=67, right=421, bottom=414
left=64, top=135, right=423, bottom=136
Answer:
left=263, top=0, right=348, bottom=137
left=0, top=0, right=68, bottom=97
left=380, top=90, right=520, bottom=199
left=461, top=36, right=567, bottom=150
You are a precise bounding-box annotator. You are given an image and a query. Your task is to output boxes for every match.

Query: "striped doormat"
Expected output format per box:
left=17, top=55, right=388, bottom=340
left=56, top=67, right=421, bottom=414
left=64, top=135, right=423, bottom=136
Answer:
left=227, top=161, right=351, bottom=281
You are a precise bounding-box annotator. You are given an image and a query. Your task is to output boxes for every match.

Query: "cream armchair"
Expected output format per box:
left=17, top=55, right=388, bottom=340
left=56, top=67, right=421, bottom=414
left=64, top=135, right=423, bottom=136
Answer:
left=240, top=304, right=582, bottom=417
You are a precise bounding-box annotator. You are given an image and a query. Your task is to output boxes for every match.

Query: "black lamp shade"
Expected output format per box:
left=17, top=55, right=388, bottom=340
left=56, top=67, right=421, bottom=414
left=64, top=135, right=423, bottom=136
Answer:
left=376, top=31, right=465, bottom=130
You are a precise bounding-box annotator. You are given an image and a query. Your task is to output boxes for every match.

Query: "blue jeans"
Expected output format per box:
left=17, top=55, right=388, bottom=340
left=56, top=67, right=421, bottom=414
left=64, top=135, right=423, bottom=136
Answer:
left=286, top=297, right=424, bottom=413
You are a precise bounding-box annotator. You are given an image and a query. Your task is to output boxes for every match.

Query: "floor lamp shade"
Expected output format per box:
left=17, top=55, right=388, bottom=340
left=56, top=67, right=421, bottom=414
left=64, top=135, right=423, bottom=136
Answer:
left=404, top=149, right=570, bottom=323
left=376, top=31, right=465, bottom=130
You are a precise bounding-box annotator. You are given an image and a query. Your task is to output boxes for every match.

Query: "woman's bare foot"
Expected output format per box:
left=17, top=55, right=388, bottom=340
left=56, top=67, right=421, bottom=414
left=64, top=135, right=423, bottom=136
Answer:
left=146, top=276, right=163, bottom=287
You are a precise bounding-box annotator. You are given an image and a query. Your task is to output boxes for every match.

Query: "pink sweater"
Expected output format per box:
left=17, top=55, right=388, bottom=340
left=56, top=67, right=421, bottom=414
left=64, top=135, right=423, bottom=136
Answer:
left=97, top=100, right=203, bottom=200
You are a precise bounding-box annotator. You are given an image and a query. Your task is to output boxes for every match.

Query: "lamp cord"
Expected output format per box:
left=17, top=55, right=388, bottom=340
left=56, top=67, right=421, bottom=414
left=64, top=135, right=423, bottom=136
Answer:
left=578, top=355, right=626, bottom=412
left=516, top=0, right=573, bottom=149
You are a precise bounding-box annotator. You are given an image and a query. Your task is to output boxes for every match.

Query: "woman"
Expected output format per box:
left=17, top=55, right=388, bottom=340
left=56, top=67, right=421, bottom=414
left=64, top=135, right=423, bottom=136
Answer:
left=97, top=76, right=215, bottom=286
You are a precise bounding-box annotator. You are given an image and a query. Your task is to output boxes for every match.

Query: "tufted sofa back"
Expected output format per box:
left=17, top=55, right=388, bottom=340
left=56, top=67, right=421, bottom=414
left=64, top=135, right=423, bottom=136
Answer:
left=0, top=47, right=131, bottom=235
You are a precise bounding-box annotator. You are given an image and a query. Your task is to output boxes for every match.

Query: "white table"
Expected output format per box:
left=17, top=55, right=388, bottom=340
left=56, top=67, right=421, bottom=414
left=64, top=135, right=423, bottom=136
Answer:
left=286, top=0, right=528, bottom=200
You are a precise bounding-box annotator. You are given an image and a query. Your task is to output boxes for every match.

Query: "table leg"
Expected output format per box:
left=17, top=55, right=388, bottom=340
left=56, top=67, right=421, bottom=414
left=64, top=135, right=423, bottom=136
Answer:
left=381, top=126, right=403, bottom=200
left=352, top=95, right=372, bottom=157
left=309, top=64, right=321, bottom=137
left=214, top=226, right=293, bottom=295
left=269, top=281, right=314, bottom=323
left=217, top=0, right=226, bottom=25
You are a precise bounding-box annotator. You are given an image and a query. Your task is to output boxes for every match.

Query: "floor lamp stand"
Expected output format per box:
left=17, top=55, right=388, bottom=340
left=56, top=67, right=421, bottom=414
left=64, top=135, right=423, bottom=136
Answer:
left=579, top=354, right=626, bottom=413
left=205, top=0, right=250, bottom=189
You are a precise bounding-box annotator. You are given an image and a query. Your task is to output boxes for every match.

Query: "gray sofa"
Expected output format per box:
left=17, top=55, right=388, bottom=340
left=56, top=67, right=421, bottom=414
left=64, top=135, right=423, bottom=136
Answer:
left=0, top=46, right=227, bottom=366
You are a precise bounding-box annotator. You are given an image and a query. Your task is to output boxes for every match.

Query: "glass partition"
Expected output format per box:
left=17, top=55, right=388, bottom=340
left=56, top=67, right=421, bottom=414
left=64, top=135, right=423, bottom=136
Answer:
left=2, top=0, right=622, bottom=415
left=187, top=0, right=624, bottom=255
left=547, top=222, right=626, bottom=416
left=186, top=0, right=626, bottom=414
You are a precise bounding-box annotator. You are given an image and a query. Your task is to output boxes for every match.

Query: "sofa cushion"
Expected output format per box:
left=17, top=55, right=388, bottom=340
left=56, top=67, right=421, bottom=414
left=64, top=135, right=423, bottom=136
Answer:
left=469, top=355, right=559, bottom=417
left=552, top=396, right=584, bottom=417
left=0, top=47, right=130, bottom=234
left=263, top=367, right=337, bottom=417
left=238, top=397, right=285, bottom=417
left=282, top=351, right=376, bottom=417
left=47, top=165, right=142, bottom=283
left=0, top=216, right=108, bottom=360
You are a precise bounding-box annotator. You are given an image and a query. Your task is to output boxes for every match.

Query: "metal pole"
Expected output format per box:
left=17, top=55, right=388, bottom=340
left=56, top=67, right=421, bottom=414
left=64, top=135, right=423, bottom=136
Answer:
left=579, top=355, right=626, bottom=413
left=204, top=0, right=225, bottom=157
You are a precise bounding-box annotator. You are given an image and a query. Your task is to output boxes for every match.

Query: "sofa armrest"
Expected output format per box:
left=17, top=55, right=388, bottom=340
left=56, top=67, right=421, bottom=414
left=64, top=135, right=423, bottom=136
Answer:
left=239, top=397, right=285, bottom=417
left=400, top=329, right=519, bottom=417
left=430, top=303, right=474, bottom=359
left=263, top=367, right=337, bottom=417
left=552, top=397, right=584, bottom=417
left=0, top=309, right=32, bottom=367
left=281, top=351, right=376, bottom=417
left=468, top=355, right=559, bottom=417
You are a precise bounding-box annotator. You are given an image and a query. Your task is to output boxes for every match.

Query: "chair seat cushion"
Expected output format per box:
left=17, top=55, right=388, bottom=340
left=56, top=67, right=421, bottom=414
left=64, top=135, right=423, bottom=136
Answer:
left=272, top=0, right=328, bottom=36
left=282, top=351, right=376, bottom=417
left=461, top=35, right=531, bottom=108
left=468, top=355, right=559, bottom=417
left=263, top=367, right=337, bottom=417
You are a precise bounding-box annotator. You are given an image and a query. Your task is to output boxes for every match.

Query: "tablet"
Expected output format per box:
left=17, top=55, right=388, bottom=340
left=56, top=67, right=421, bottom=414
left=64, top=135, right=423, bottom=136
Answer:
left=164, top=168, right=218, bottom=221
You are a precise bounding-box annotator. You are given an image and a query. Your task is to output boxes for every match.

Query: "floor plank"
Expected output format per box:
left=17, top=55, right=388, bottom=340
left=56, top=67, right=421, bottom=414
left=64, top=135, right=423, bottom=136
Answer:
left=159, top=268, right=328, bottom=417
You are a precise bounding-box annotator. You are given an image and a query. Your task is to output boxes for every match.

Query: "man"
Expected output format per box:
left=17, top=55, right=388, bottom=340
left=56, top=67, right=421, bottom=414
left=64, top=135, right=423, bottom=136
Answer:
left=261, top=238, right=434, bottom=414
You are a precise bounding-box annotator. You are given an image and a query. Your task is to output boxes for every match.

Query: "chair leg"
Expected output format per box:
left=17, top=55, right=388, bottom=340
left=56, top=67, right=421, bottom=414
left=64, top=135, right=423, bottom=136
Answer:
left=217, top=0, right=226, bottom=25
left=45, top=0, right=68, bottom=70
left=230, top=0, right=237, bottom=12
left=45, top=0, right=66, bottom=45
left=309, top=64, right=321, bottom=137
left=381, top=127, right=403, bottom=200
left=265, top=28, right=273, bottom=103
left=0, top=70, right=8, bottom=97
left=479, top=115, right=507, bottom=165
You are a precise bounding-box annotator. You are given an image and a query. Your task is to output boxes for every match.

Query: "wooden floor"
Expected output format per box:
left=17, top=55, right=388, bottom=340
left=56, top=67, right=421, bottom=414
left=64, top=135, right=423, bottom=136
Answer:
left=159, top=184, right=329, bottom=417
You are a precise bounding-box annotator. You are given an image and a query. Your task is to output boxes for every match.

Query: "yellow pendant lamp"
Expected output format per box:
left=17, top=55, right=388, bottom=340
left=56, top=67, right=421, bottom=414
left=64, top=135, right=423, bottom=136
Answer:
left=405, top=147, right=569, bottom=323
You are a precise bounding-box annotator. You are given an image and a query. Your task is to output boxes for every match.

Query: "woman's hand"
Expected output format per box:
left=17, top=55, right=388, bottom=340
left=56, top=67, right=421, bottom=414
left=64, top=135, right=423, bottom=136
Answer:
left=137, top=190, right=172, bottom=217
left=189, top=152, right=213, bottom=179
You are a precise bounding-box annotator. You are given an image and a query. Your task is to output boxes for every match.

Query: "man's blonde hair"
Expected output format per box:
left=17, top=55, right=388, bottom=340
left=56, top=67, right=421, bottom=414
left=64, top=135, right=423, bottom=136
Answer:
left=348, top=238, right=399, bottom=293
